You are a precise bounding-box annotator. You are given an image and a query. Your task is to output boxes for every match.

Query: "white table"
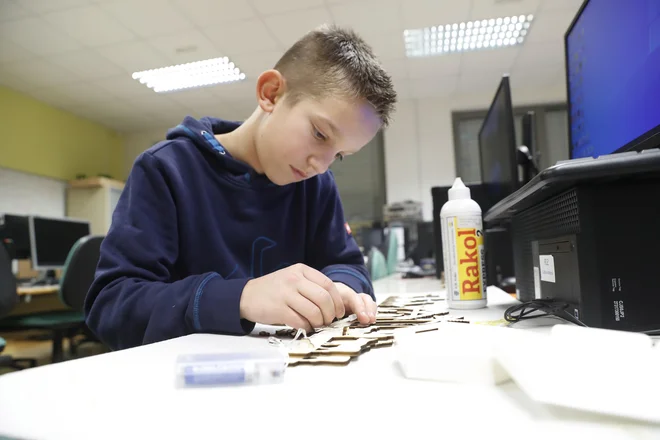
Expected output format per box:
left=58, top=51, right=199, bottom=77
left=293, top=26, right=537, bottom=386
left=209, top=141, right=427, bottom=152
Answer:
left=0, top=276, right=656, bottom=440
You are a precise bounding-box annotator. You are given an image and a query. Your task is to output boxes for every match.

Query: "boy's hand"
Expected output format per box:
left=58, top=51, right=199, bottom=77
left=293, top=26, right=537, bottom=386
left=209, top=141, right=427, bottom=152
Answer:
left=239, top=264, right=345, bottom=333
left=334, top=282, right=377, bottom=325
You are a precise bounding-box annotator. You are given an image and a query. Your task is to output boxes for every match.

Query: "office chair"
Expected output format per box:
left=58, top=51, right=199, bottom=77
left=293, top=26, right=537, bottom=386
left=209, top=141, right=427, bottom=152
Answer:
left=58, top=235, right=105, bottom=356
left=0, top=245, right=37, bottom=370
left=0, top=235, right=104, bottom=363
left=368, top=247, right=388, bottom=281
left=385, top=230, right=399, bottom=275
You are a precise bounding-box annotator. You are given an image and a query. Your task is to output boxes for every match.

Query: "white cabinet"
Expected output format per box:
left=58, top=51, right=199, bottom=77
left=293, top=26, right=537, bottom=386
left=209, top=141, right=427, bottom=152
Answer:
left=66, top=177, right=125, bottom=235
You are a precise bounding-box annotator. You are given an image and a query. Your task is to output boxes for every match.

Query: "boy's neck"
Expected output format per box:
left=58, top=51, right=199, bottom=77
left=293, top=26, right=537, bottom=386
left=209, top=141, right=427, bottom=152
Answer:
left=214, top=111, right=263, bottom=173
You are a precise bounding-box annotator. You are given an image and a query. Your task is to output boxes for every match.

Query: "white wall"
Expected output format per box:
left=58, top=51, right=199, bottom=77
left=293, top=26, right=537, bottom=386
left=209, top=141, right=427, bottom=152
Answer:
left=0, top=167, right=66, bottom=217
left=384, top=84, right=568, bottom=221
left=123, top=127, right=171, bottom=176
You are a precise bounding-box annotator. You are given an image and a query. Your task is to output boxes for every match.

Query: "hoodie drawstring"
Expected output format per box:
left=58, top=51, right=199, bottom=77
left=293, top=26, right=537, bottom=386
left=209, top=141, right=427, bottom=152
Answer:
left=201, top=130, right=226, bottom=155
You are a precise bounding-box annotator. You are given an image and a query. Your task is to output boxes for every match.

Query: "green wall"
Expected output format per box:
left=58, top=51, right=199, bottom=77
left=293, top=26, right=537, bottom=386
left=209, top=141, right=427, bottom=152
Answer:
left=0, top=86, right=125, bottom=181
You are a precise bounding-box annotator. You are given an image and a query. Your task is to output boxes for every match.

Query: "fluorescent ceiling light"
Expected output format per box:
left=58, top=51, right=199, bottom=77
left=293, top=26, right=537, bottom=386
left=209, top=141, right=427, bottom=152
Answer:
left=132, top=57, right=246, bottom=93
left=404, top=14, right=534, bottom=57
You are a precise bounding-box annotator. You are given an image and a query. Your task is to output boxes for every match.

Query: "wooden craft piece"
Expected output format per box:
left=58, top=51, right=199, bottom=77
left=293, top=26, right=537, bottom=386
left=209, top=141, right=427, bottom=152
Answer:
left=288, top=356, right=352, bottom=367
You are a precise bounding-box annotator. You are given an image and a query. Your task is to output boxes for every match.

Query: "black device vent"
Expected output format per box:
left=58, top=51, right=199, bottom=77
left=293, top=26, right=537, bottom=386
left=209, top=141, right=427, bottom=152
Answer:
left=511, top=189, right=581, bottom=298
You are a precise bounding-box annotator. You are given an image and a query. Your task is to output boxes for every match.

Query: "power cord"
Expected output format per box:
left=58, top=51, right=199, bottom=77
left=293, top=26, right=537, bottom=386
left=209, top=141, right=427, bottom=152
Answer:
left=504, top=299, right=660, bottom=336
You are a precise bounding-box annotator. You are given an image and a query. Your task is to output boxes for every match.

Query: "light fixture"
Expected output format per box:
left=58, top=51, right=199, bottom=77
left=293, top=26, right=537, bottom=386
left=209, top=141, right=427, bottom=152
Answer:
left=131, top=57, right=246, bottom=93
left=404, top=14, right=534, bottom=57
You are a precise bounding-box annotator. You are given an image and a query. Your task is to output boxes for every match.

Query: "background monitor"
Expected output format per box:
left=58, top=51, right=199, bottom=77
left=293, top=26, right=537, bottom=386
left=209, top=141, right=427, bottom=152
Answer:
left=0, top=214, right=31, bottom=260
left=29, top=216, right=90, bottom=270
left=566, top=0, right=660, bottom=159
left=478, top=75, right=519, bottom=208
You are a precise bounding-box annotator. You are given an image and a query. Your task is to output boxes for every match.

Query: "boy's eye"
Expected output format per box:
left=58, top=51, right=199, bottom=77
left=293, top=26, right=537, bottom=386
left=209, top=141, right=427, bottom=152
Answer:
left=313, top=127, right=327, bottom=141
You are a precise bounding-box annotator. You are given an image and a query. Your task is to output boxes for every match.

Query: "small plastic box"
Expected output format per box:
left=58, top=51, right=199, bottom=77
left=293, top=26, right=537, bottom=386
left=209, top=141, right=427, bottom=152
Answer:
left=175, top=347, right=289, bottom=388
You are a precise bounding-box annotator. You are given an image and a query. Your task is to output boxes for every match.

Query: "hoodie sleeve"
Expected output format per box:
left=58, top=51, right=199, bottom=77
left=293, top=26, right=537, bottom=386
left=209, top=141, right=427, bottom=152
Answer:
left=84, top=151, right=254, bottom=351
left=306, top=172, right=375, bottom=300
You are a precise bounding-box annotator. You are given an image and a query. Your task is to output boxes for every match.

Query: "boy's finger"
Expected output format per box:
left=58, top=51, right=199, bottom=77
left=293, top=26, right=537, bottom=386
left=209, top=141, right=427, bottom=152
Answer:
left=295, top=278, right=335, bottom=326
left=301, top=265, right=345, bottom=319
left=351, top=294, right=370, bottom=324
left=284, top=307, right=313, bottom=334
left=361, top=294, right=377, bottom=323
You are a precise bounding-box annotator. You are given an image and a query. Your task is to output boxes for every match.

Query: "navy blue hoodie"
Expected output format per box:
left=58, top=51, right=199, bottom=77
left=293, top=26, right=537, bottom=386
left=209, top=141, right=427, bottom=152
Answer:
left=85, top=116, right=373, bottom=350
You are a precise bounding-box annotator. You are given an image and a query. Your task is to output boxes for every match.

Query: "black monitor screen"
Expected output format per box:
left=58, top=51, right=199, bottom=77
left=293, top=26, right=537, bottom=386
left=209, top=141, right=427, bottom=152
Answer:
left=479, top=76, right=518, bottom=207
left=0, top=214, right=31, bottom=260
left=30, top=216, right=90, bottom=270
left=566, top=0, right=660, bottom=159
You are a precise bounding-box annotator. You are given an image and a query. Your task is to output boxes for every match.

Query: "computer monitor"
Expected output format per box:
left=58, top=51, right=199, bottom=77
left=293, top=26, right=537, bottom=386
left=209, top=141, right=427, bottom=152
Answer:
left=479, top=75, right=518, bottom=208
left=0, top=214, right=31, bottom=260
left=29, top=216, right=90, bottom=270
left=566, top=0, right=660, bottom=159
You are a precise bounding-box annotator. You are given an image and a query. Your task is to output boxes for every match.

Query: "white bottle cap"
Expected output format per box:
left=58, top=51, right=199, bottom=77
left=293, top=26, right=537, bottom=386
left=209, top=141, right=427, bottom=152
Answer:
left=448, top=177, right=471, bottom=200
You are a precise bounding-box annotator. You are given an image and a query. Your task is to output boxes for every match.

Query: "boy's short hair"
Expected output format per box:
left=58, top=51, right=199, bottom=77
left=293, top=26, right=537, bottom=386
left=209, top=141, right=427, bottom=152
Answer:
left=273, top=24, right=397, bottom=126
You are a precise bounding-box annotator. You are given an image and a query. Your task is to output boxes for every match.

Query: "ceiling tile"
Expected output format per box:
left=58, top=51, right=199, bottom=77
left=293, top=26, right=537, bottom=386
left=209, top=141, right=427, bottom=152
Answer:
left=402, top=0, right=471, bottom=30
left=513, top=41, right=564, bottom=70
left=92, top=74, right=159, bottom=100
left=510, top=65, right=564, bottom=89
left=230, top=51, right=283, bottom=77
left=540, top=0, right=584, bottom=12
left=0, top=39, right=37, bottom=64
left=390, top=77, right=412, bottom=100
left=166, top=87, right=223, bottom=109
left=25, top=82, right=118, bottom=109
left=171, top=0, right=255, bottom=28
left=408, top=54, right=461, bottom=79
left=524, top=9, right=577, bottom=43
left=330, top=0, right=402, bottom=35
left=0, top=0, right=32, bottom=21
left=263, top=7, right=333, bottom=47
left=363, top=32, right=406, bottom=60
left=147, top=29, right=222, bottom=64
left=15, top=0, right=90, bottom=14
left=100, top=0, right=194, bottom=39
left=460, top=46, right=520, bottom=72
left=49, top=49, right=125, bottom=80
left=0, top=16, right=83, bottom=55
left=202, top=18, right=280, bottom=57
left=43, top=4, right=136, bottom=47
left=0, top=58, right=81, bottom=88
left=470, top=0, right=541, bottom=21
left=211, top=79, right=256, bottom=102
left=410, top=75, right=458, bottom=98
left=124, top=92, right=184, bottom=114
left=96, top=41, right=173, bottom=73
left=379, top=57, right=409, bottom=80
left=251, top=0, right=324, bottom=16
left=456, top=69, right=506, bottom=94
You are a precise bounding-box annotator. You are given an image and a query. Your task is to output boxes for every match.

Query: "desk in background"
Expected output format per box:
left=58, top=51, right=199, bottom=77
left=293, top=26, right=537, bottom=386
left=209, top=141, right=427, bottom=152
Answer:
left=0, top=276, right=656, bottom=439
left=17, top=285, right=59, bottom=297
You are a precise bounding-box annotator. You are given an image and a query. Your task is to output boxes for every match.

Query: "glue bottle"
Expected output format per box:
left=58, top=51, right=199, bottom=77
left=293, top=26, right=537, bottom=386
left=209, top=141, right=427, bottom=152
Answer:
left=440, top=177, right=487, bottom=309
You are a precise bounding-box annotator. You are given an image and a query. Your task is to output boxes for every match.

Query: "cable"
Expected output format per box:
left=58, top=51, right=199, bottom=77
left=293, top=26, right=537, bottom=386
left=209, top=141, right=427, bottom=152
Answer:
left=505, top=299, right=660, bottom=336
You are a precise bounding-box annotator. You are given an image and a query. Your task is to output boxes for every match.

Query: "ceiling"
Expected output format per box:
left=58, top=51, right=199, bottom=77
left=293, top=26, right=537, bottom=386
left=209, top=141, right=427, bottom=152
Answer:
left=0, top=0, right=583, bottom=133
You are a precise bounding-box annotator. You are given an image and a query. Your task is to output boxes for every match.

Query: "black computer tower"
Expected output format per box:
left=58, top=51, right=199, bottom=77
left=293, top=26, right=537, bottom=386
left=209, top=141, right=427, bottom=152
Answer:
left=510, top=179, right=660, bottom=332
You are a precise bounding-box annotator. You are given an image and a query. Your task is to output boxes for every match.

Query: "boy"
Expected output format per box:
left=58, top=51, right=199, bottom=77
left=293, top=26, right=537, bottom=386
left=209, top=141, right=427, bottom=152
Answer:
left=85, top=24, right=397, bottom=350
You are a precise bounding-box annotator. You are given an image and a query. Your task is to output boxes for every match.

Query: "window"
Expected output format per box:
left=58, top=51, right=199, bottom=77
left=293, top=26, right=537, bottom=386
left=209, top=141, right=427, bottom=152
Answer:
left=330, top=130, right=387, bottom=224
left=452, top=103, right=569, bottom=183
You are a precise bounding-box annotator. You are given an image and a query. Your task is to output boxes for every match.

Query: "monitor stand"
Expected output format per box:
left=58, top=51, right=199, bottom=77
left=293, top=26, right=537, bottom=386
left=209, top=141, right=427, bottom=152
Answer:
left=517, top=145, right=539, bottom=185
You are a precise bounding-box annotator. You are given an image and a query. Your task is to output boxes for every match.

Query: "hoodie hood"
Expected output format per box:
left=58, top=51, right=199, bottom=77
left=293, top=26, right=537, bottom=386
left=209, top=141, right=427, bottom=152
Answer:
left=166, top=116, right=260, bottom=179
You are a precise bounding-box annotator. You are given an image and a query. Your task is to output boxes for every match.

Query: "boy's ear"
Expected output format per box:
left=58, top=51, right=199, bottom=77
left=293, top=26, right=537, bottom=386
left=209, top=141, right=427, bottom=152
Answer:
left=256, top=70, right=286, bottom=113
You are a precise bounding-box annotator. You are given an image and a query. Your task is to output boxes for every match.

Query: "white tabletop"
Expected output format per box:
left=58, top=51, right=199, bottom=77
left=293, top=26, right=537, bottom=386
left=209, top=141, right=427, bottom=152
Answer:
left=0, top=276, right=656, bottom=440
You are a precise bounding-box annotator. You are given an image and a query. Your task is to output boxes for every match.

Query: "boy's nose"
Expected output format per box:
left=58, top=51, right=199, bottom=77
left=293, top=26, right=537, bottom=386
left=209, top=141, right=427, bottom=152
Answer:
left=308, top=156, right=331, bottom=175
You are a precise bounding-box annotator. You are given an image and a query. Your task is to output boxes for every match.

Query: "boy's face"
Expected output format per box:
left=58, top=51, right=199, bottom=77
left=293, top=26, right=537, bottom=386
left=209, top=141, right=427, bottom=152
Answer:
left=254, top=72, right=382, bottom=186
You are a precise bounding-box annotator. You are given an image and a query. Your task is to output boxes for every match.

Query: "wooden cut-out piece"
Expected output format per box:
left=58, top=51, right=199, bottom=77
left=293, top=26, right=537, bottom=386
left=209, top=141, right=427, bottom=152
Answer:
left=288, top=356, right=352, bottom=367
